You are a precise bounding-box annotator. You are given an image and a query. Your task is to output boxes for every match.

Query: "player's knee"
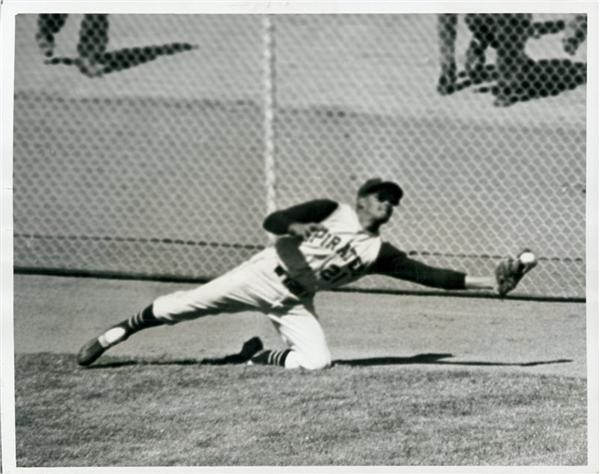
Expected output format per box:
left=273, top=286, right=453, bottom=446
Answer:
left=298, top=351, right=332, bottom=371
left=283, top=349, right=331, bottom=370
left=303, top=358, right=331, bottom=371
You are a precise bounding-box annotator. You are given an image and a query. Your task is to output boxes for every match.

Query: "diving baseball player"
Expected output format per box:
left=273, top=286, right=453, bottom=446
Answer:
left=77, top=178, right=537, bottom=370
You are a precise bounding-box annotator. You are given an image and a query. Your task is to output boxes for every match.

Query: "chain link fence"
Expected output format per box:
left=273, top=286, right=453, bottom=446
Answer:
left=13, top=13, right=587, bottom=299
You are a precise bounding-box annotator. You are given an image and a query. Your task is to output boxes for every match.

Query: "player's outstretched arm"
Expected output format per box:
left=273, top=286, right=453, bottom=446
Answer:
left=370, top=243, right=467, bottom=290
left=370, top=243, right=537, bottom=296
left=263, top=199, right=338, bottom=235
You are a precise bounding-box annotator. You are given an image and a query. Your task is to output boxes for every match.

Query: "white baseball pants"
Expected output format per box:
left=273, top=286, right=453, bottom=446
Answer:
left=152, top=248, right=332, bottom=370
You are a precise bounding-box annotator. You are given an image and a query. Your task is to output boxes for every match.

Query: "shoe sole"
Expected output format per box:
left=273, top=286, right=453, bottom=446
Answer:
left=77, top=325, right=131, bottom=366
left=77, top=337, right=106, bottom=366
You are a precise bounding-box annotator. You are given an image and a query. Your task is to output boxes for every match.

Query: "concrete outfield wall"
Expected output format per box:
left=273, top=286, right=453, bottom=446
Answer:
left=12, top=14, right=587, bottom=299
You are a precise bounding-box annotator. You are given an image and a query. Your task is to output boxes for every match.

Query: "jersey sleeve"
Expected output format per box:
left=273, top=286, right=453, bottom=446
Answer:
left=369, top=242, right=466, bottom=290
left=263, top=199, right=339, bottom=235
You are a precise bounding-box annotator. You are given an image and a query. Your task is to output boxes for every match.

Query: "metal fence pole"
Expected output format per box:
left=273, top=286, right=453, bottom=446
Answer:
left=263, top=14, right=277, bottom=242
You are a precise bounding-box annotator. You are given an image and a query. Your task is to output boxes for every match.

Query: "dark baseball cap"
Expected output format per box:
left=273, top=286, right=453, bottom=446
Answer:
left=357, top=178, right=403, bottom=203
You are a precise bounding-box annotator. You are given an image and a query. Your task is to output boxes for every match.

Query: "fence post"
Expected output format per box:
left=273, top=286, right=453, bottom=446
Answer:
left=263, top=14, right=277, bottom=242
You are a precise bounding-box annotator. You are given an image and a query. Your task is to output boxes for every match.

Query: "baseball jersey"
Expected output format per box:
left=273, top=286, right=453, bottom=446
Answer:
left=264, top=199, right=467, bottom=295
left=273, top=203, right=382, bottom=293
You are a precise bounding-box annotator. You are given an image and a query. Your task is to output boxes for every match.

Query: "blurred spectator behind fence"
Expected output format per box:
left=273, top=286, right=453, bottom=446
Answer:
left=562, top=14, right=587, bottom=55
left=437, top=13, right=534, bottom=107
left=437, top=13, right=587, bottom=107
left=36, top=14, right=108, bottom=77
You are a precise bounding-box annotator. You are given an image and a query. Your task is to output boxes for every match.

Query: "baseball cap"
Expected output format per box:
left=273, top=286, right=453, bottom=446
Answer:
left=357, top=178, right=403, bottom=203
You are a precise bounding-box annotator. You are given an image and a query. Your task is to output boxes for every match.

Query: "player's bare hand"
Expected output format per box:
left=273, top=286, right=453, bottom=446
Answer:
left=288, top=222, right=327, bottom=240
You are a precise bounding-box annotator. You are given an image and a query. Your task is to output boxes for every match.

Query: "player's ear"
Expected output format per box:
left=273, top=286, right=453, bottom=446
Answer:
left=356, top=196, right=366, bottom=210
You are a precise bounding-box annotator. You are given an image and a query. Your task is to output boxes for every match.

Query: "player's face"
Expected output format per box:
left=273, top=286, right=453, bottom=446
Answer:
left=362, top=189, right=399, bottom=223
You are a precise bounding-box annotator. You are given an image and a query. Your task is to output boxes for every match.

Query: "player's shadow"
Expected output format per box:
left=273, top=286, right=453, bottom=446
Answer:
left=333, top=353, right=572, bottom=367
left=85, top=352, right=573, bottom=369
left=83, top=351, right=265, bottom=369
left=45, top=42, right=197, bottom=77
left=455, top=59, right=586, bottom=105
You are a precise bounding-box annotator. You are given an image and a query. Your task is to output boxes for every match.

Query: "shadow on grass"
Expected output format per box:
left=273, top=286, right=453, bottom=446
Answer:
left=85, top=352, right=572, bottom=369
left=334, top=353, right=573, bottom=367
left=86, top=352, right=253, bottom=369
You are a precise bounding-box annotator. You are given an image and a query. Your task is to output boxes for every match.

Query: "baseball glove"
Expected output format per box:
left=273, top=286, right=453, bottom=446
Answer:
left=495, top=249, right=538, bottom=297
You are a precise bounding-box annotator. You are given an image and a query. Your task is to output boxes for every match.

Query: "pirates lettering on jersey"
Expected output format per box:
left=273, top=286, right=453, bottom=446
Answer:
left=304, top=228, right=367, bottom=283
left=273, top=203, right=382, bottom=293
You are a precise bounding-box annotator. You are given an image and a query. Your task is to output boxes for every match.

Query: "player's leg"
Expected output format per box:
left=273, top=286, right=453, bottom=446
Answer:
left=464, top=14, right=492, bottom=82
left=493, top=14, right=533, bottom=106
left=77, top=255, right=278, bottom=366
left=436, top=14, right=458, bottom=95
left=249, top=301, right=332, bottom=370
left=76, top=14, right=109, bottom=77
left=76, top=303, right=165, bottom=366
left=464, top=37, right=488, bottom=81
left=36, top=14, right=68, bottom=57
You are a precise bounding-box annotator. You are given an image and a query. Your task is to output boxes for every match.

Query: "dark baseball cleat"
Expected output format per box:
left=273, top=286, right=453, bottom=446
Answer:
left=77, top=324, right=130, bottom=366
left=495, top=249, right=538, bottom=297
left=247, top=350, right=268, bottom=366
left=201, top=337, right=264, bottom=365
left=77, top=338, right=106, bottom=366
left=238, top=337, right=264, bottom=363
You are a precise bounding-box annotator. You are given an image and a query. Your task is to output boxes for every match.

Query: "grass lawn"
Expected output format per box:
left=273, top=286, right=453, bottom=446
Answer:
left=15, top=353, right=586, bottom=466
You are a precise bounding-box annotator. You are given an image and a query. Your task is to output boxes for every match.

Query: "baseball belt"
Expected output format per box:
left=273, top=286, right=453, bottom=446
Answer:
left=274, top=265, right=311, bottom=298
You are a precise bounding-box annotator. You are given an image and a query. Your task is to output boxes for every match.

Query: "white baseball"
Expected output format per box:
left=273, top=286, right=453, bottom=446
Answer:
left=519, top=252, right=537, bottom=265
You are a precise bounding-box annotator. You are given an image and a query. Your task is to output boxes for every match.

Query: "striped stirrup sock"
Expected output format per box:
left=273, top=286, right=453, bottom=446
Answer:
left=250, top=349, right=292, bottom=367
left=126, top=305, right=164, bottom=333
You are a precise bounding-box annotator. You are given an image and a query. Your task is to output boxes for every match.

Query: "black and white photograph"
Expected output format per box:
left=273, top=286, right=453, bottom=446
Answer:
left=0, top=1, right=598, bottom=471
